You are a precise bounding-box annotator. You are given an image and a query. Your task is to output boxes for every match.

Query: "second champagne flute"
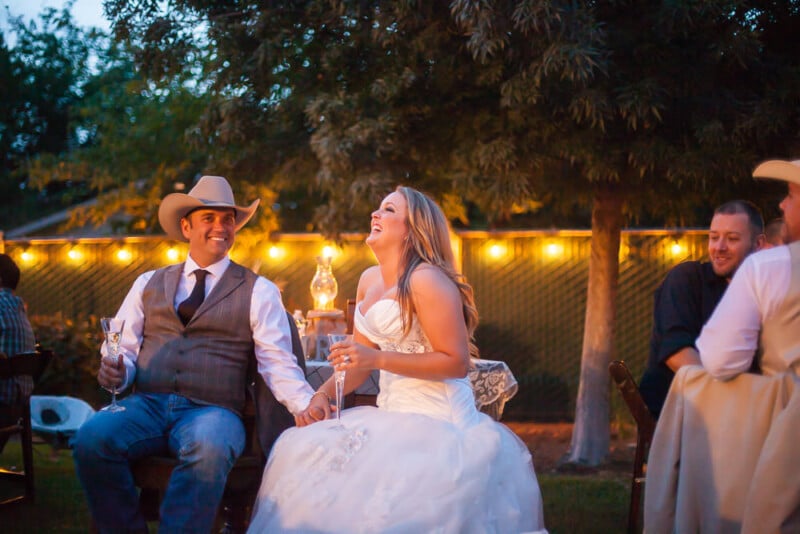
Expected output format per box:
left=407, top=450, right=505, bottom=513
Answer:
left=328, top=333, right=351, bottom=426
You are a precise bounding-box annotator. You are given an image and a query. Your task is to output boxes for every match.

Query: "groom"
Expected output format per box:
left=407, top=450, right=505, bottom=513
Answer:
left=72, top=176, right=330, bottom=533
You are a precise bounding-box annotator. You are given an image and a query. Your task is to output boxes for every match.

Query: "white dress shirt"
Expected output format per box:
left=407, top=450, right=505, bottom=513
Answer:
left=697, top=246, right=792, bottom=380
left=103, top=254, right=314, bottom=414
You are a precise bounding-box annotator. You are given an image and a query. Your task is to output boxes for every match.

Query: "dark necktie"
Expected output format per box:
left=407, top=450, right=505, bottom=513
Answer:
left=177, top=269, right=209, bottom=326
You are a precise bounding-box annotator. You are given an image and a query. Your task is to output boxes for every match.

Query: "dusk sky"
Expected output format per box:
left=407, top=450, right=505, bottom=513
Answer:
left=2, top=0, right=111, bottom=34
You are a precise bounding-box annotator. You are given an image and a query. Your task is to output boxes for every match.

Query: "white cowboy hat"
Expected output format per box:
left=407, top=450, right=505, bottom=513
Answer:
left=752, top=159, right=800, bottom=186
left=158, top=175, right=260, bottom=242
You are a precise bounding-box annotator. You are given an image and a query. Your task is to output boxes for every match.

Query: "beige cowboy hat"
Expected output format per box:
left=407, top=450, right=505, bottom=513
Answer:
left=158, top=176, right=260, bottom=242
left=752, top=159, right=800, bottom=186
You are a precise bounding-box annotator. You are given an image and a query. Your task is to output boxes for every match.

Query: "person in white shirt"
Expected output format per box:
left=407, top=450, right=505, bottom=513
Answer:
left=698, top=158, right=800, bottom=379
left=645, top=159, right=800, bottom=533
left=72, top=176, right=329, bottom=533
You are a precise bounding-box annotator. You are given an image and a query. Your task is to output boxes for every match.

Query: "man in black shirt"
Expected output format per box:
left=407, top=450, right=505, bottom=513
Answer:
left=639, top=200, right=766, bottom=418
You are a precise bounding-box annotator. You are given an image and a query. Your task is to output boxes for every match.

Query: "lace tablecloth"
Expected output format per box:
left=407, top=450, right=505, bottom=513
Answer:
left=304, top=358, right=518, bottom=420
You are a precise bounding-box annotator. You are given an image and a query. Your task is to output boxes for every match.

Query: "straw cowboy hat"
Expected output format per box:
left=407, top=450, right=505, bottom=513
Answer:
left=158, top=175, right=260, bottom=242
left=752, top=159, right=800, bottom=186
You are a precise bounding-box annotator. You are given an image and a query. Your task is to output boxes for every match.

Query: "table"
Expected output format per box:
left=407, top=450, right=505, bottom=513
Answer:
left=304, top=358, right=518, bottom=421
left=303, top=310, right=346, bottom=360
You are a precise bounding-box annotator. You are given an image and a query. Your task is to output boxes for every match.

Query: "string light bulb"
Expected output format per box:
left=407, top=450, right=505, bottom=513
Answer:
left=268, top=245, right=285, bottom=260
left=67, top=247, right=83, bottom=262
left=543, top=242, right=565, bottom=259
left=486, top=242, right=507, bottom=260
left=670, top=240, right=686, bottom=258
left=116, top=248, right=132, bottom=263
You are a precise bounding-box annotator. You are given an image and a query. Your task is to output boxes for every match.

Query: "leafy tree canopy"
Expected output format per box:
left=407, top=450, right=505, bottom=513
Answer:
left=1, top=4, right=280, bottom=238
left=101, top=0, right=800, bottom=236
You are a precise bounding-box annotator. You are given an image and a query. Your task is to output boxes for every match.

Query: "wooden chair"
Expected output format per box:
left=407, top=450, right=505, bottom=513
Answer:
left=130, top=312, right=306, bottom=533
left=345, top=298, right=356, bottom=335
left=343, top=298, right=377, bottom=408
left=609, top=360, right=656, bottom=534
left=0, top=347, right=54, bottom=506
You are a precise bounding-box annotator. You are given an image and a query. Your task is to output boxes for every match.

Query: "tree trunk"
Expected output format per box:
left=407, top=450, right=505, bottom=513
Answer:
left=564, top=184, right=624, bottom=466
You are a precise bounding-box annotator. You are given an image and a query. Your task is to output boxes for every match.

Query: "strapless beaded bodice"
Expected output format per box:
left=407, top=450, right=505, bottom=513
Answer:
left=354, top=299, right=478, bottom=427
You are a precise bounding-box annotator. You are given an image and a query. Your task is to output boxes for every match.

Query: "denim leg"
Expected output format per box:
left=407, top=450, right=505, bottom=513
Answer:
left=72, top=393, right=170, bottom=533
left=157, top=397, right=245, bottom=533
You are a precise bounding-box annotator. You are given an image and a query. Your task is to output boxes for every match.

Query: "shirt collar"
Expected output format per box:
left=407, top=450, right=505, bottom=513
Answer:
left=183, top=254, right=231, bottom=280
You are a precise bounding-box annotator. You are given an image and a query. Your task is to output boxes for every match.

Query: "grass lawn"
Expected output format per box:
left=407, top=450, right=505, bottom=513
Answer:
left=1, top=442, right=630, bottom=533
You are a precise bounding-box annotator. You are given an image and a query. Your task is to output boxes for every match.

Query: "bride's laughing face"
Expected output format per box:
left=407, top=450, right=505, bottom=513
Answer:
left=366, top=191, right=409, bottom=250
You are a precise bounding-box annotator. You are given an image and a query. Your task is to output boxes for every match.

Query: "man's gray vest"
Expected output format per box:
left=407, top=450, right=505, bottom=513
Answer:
left=135, top=261, right=258, bottom=414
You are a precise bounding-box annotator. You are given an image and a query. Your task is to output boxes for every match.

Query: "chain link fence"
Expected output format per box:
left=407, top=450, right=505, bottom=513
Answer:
left=2, top=230, right=709, bottom=420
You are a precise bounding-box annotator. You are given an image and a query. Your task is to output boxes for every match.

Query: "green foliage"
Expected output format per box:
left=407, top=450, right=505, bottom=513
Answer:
left=97, top=1, right=800, bottom=236
left=450, top=0, right=800, bottom=221
left=0, top=7, right=99, bottom=230
left=1, top=6, right=280, bottom=236
left=29, top=313, right=106, bottom=407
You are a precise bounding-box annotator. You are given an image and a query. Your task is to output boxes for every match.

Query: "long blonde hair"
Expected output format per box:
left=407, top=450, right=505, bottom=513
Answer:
left=395, top=186, right=479, bottom=357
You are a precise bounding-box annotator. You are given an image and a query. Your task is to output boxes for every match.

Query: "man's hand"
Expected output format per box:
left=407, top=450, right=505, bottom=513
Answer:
left=665, top=347, right=701, bottom=372
left=98, top=354, right=125, bottom=391
left=294, top=392, right=332, bottom=427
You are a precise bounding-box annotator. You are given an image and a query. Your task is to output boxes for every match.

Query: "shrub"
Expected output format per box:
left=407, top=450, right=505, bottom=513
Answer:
left=29, top=313, right=106, bottom=407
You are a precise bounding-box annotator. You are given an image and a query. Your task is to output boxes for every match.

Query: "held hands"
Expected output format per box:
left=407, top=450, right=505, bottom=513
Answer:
left=295, top=391, right=332, bottom=427
left=98, top=353, right=125, bottom=391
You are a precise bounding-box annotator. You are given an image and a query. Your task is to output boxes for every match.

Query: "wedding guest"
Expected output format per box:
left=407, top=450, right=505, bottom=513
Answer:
left=639, top=200, right=765, bottom=417
left=0, top=253, right=36, bottom=452
left=700, top=161, right=800, bottom=378
left=72, top=176, right=327, bottom=533
left=644, top=159, right=800, bottom=533
left=763, top=217, right=786, bottom=248
left=248, top=186, right=546, bottom=533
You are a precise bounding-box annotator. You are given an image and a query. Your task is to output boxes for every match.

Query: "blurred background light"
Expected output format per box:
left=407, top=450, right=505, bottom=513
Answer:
left=486, top=242, right=508, bottom=260
left=115, top=248, right=132, bottom=263
left=267, top=245, right=285, bottom=260
left=543, top=241, right=564, bottom=259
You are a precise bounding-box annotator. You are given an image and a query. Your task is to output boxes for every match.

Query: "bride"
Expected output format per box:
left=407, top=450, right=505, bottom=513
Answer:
left=248, top=186, right=546, bottom=533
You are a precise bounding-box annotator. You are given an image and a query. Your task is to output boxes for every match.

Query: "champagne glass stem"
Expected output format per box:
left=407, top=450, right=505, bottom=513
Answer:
left=110, top=341, right=119, bottom=409
left=334, top=370, right=345, bottom=424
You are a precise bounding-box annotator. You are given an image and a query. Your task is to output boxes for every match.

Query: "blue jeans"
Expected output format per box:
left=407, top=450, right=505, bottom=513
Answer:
left=72, top=392, right=245, bottom=533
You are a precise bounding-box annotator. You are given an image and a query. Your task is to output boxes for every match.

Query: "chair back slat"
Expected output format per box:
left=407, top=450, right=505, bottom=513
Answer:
left=609, top=360, right=656, bottom=441
left=0, top=350, right=53, bottom=382
left=345, top=299, right=356, bottom=335
left=609, top=359, right=656, bottom=534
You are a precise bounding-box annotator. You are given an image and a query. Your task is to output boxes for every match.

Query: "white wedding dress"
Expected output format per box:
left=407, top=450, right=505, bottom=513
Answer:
left=247, top=299, right=546, bottom=533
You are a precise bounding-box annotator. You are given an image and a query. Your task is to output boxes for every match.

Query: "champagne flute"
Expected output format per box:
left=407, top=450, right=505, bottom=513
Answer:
left=328, top=333, right=351, bottom=426
left=100, top=317, right=126, bottom=412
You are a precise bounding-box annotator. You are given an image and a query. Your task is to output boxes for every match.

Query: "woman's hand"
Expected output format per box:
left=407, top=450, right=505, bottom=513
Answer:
left=328, top=338, right=378, bottom=371
left=295, top=391, right=332, bottom=427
